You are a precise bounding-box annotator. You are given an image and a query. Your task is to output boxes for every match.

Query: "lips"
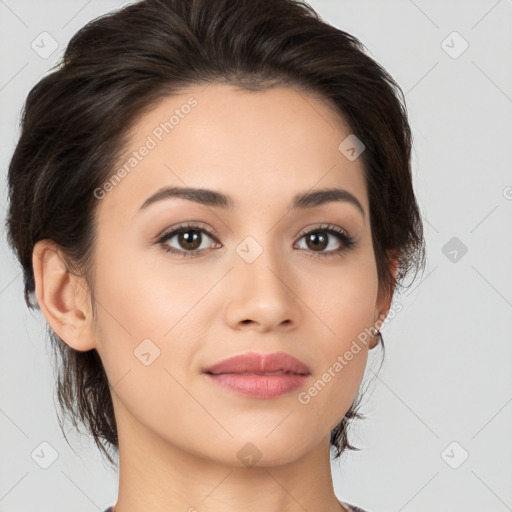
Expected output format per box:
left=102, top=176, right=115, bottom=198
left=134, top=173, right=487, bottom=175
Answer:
left=203, top=351, right=310, bottom=376
left=203, top=352, right=310, bottom=399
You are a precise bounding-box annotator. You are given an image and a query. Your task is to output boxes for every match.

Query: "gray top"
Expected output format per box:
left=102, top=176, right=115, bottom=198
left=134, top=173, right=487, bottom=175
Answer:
left=103, top=502, right=369, bottom=512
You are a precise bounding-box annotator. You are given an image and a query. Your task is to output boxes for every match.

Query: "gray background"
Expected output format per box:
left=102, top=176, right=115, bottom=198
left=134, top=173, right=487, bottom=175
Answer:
left=1, top=1, right=511, bottom=511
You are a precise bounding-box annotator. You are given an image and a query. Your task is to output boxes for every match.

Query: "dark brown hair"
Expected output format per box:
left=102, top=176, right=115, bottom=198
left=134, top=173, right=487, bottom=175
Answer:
left=5, top=0, right=425, bottom=468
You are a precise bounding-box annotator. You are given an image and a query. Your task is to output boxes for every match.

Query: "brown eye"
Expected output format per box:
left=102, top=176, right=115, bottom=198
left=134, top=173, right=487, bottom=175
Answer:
left=304, top=231, right=329, bottom=251
left=175, top=228, right=203, bottom=251
left=158, top=224, right=220, bottom=257
left=295, top=224, right=355, bottom=257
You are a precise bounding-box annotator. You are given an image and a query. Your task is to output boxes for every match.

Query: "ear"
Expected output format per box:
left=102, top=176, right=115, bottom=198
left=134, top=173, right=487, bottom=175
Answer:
left=369, top=251, right=400, bottom=350
left=32, top=239, right=96, bottom=351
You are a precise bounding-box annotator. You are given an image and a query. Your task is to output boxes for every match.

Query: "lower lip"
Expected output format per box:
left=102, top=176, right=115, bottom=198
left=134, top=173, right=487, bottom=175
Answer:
left=205, top=373, right=309, bottom=399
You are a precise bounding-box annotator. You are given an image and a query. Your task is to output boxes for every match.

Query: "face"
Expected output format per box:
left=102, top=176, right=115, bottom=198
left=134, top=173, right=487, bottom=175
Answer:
left=84, top=82, right=388, bottom=466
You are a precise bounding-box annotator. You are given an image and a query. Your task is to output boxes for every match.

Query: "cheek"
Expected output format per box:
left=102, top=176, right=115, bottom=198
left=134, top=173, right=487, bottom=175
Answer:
left=91, top=238, right=219, bottom=386
left=90, top=250, right=206, bottom=440
left=93, top=233, right=207, bottom=338
left=301, top=255, right=378, bottom=409
left=309, top=249, right=379, bottom=338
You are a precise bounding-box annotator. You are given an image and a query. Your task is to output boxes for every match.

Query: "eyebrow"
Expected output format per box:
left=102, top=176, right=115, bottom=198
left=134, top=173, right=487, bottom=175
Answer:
left=139, top=186, right=365, bottom=217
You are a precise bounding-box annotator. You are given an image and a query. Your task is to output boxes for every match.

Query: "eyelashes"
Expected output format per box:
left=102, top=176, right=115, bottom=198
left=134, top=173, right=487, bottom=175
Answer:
left=156, top=222, right=355, bottom=259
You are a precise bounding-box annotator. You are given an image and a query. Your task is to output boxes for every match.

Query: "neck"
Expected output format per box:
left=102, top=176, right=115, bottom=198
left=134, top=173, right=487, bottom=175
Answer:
left=112, top=407, right=344, bottom=512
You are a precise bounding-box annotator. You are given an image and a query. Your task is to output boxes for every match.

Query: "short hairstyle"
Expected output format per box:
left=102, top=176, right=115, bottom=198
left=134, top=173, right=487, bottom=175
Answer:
left=5, top=0, right=425, bottom=467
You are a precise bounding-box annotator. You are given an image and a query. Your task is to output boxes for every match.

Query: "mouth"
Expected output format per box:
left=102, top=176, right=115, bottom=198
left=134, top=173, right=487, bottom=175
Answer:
left=204, top=372, right=309, bottom=399
left=203, top=351, right=311, bottom=376
left=206, top=370, right=304, bottom=376
left=203, top=352, right=310, bottom=399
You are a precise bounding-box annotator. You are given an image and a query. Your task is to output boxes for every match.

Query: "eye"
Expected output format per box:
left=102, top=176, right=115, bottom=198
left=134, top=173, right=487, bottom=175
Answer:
left=156, top=222, right=355, bottom=258
left=295, top=224, right=355, bottom=257
left=157, top=223, right=220, bottom=258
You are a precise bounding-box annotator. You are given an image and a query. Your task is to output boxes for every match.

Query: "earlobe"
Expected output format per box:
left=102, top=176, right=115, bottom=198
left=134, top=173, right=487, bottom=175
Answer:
left=369, top=300, right=388, bottom=350
left=32, top=239, right=96, bottom=352
left=370, top=252, right=400, bottom=350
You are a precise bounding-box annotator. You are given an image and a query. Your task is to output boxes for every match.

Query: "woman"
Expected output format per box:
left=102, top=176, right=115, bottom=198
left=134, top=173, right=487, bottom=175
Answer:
left=5, top=0, right=425, bottom=510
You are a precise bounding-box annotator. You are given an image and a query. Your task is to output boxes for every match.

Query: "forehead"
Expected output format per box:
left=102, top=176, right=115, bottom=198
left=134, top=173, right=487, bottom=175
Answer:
left=96, top=82, right=368, bottom=220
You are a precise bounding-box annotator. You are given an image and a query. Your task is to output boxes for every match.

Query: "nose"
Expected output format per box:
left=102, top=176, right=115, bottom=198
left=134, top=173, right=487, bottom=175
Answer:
left=224, top=241, right=299, bottom=332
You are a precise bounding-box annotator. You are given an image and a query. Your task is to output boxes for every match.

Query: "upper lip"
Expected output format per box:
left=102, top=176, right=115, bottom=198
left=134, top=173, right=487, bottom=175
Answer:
left=203, top=351, right=310, bottom=375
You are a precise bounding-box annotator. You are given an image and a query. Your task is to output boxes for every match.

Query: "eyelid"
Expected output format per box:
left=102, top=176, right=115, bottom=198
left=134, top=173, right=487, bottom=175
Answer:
left=155, top=221, right=355, bottom=259
left=155, top=220, right=220, bottom=242
left=295, top=223, right=351, bottom=239
left=156, top=222, right=351, bottom=242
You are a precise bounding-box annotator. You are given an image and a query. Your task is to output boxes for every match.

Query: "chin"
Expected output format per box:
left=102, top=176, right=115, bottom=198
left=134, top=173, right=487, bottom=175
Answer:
left=214, top=433, right=318, bottom=468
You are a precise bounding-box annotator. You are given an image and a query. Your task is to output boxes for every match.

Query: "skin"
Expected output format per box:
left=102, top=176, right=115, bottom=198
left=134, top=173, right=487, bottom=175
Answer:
left=33, top=82, right=397, bottom=512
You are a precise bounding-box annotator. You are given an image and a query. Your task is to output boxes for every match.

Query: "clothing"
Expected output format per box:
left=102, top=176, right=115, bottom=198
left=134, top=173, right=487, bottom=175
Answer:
left=103, top=503, right=369, bottom=512
left=341, top=502, right=370, bottom=512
